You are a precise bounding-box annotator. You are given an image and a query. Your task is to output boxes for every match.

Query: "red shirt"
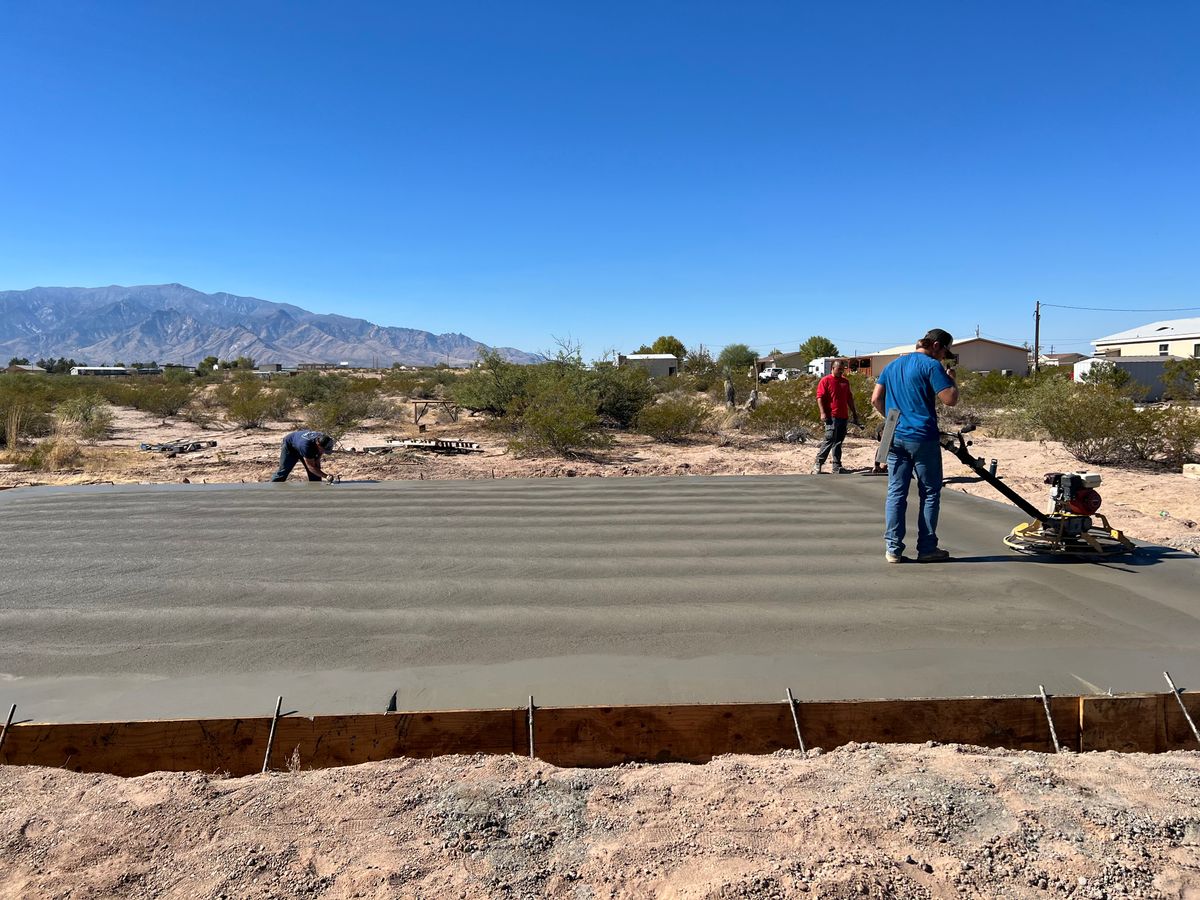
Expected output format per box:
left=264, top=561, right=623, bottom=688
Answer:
left=816, top=374, right=852, bottom=419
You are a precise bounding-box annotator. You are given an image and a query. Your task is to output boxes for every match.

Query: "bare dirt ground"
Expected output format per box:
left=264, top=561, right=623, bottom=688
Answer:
left=4, top=404, right=1200, bottom=898
left=3, top=745, right=1199, bottom=899
left=2, top=403, right=1197, bottom=553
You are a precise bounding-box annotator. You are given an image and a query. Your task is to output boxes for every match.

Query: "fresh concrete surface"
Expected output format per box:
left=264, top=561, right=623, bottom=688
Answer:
left=1, top=475, right=1198, bottom=722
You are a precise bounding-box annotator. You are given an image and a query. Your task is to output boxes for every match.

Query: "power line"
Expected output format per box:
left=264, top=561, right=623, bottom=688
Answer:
left=1041, top=303, right=1200, bottom=312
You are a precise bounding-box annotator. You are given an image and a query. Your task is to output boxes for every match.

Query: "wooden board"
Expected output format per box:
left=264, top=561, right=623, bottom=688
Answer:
left=3, top=694, right=1192, bottom=778
left=1080, top=693, right=1200, bottom=753
left=874, top=408, right=899, bottom=468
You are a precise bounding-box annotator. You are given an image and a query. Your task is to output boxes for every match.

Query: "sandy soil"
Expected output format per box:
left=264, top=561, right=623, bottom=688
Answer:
left=2, top=404, right=1197, bottom=553
left=3, top=745, right=1199, bottom=899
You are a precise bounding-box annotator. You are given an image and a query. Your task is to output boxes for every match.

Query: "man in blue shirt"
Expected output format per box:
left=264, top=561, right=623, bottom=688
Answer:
left=870, top=329, right=960, bottom=563
left=271, top=429, right=336, bottom=482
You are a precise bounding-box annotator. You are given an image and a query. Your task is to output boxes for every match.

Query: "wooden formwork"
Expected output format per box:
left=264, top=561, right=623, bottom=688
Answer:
left=1, top=694, right=1197, bottom=778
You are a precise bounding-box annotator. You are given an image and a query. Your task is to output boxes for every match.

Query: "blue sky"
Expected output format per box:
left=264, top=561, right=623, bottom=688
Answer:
left=2, top=1, right=1198, bottom=358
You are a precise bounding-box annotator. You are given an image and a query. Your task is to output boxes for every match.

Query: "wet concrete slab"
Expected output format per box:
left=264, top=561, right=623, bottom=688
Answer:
left=2, top=475, right=1198, bottom=722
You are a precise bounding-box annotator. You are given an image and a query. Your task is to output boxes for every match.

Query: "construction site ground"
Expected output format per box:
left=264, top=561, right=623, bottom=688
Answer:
left=3, top=408, right=1200, bottom=898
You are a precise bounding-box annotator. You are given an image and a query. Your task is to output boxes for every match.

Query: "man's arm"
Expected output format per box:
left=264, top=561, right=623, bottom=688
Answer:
left=847, top=385, right=860, bottom=423
left=870, top=383, right=886, bottom=417
left=815, top=379, right=831, bottom=421
left=938, top=368, right=959, bottom=407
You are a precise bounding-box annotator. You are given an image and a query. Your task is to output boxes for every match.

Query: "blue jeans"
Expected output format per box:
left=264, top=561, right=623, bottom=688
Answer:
left=271, top=442, right=321, bottom=482
left=885, top=438, right=943, bottom=556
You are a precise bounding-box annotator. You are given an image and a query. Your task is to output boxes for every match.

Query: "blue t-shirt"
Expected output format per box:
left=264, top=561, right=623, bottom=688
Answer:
left=284, top=430, right=327, bottom=458
left=877, top=353, right=954, bottom=442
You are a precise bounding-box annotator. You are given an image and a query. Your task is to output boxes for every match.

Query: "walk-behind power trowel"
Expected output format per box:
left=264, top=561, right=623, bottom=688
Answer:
left=939, top=424, right=1135, bottom=558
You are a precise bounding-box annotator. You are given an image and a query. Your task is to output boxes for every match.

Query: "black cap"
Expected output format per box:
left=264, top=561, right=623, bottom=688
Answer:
left=318, top=434, right=335, bottom=452
left=923, top=328, right=954, bottom=348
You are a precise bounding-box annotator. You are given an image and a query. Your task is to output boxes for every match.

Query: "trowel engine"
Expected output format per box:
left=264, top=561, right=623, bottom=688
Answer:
left=938, top=426, right=1134, bottom=557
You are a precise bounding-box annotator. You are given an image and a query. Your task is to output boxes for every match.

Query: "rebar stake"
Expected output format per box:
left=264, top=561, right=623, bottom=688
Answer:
left=1163, top=671, right=1200, bottom=748
left=262, top=695, right=283, bottom=774
left=0, top=704, right=15, bottom=757
left=527, top=695, right=535, bottom=759
left=1039, top=685, right=1062, bottom=753
left=785, top=688, right=806, bottom=753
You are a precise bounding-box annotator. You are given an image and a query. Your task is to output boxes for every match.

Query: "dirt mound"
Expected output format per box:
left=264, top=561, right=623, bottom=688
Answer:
left=3, top=744, right=1199, bottom=899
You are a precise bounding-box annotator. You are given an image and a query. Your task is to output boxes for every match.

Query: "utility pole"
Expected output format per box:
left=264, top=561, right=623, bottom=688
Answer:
left=1033, top=300, right=1041, bottom=374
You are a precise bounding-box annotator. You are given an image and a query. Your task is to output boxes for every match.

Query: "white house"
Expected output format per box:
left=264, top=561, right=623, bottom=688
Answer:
left=871, top=337, right=1029, bottom=376
left=617, top=353, right=679, bottom=378
left=1092, top=318, right=1200, bottom=359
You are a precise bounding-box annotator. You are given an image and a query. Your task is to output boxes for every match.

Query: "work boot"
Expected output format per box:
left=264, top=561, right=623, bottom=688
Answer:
left=810, top=464, right=823, bottom=474
left=884, top=551, right=904, bottom=563
left=917, top=548, right=951, bottom=563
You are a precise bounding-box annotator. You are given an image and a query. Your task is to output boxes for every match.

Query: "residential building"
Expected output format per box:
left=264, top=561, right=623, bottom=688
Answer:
left=1092, top=318, right=1200, bottom=359
left=1073, top=356, right=1184, bottom=402
left=617, top=353, right=679, bottom=378
left=1039, top=352, right=1088, bottom=368
left=871, top=337, right=1029, bottom=376
left=4, top=364, right=47, bottom=375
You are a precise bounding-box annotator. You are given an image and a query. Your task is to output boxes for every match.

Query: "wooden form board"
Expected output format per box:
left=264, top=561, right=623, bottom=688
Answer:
left=1, top=694, right=1196, bottom=778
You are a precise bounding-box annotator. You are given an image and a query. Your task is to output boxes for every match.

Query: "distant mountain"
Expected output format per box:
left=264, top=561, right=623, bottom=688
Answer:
left=0, top=284, right=544, bottom=367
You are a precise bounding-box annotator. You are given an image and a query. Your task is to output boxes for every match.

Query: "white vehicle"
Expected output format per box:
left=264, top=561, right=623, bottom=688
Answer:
left=807, top=357, right=837, bottom=376
left=758, top=366, right=786, bottom=382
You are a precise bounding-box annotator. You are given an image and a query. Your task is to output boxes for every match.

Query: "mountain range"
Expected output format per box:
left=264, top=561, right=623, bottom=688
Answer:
left=0, top=284, right=543, bottom=367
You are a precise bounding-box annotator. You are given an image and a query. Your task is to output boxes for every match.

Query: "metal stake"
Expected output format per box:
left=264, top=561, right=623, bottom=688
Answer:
left=262, top=695, right=283, bottom=774
left=1039, top=685, right=1062, bottom=753
left=1164, top=671, right=1200, bottom=747
left=0, top=704, right=15, bottom=756
left=527, top=695, right=535, bottom=759
left=785, top=689, right=806, bottom=753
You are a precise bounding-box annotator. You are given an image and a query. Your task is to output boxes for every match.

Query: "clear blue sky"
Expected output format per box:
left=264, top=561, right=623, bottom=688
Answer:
left=2, top=1, right=1198, bottom=358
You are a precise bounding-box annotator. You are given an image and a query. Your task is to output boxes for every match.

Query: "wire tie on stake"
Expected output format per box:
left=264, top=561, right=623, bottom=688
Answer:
left=1039, top=685, right=1062, bottom=753
left=262, top=695, right=283, bottom=774
left=1163, top=671, right=1200, bottom=747
left=0, top=704, right=15, bottom=756
left=785, top=688, right=806, bottom=753
left=527, top=695, right=535, bottom=759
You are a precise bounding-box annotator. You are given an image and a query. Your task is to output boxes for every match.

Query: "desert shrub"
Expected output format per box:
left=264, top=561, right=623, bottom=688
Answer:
left=993, top=375, right=1074, bottom=440
left=216, top=378, right=290, bottom=428
left=365, top=396, right=403, bottom=422
left=1158, top=405, right=1200, bottom=466
left=635, top=392, right=712, bottom=442
left=0, top=375, right=54, bottom=447
left=681, top=346, right=720, bottom=392
left=589, top=364, right=655, bottom=427
left=129, top=382, right=194, bottom=420
left=56, top=394, right=115, bottom=442
left=744, top=378, right=821, bottom=439
left=510, top=380, right=611, bottom=456
left=452, top=351, right=535, bottom=415
left=1042, top=385, right=1140, bottom=464
left=23, top=435, right=82, bottom=471
left=1162, top=358, right=1200, bottom=401
left=303, top=392, right=373, bottom=439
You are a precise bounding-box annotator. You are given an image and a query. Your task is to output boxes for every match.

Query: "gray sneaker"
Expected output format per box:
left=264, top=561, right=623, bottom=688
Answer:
left=884, top=551, right=904, bottom=563
left=917, top=548, right=951, bottom=563
left=810, top=464, right=823, bottom=474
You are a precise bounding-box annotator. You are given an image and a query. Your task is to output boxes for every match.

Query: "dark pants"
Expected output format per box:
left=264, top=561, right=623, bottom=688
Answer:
left=815, top=417, right=848, bottom=469
left=271, top=442, right=321, bottom=482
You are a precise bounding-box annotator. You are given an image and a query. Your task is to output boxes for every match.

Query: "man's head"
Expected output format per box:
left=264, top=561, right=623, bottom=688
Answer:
left=917, top=328, right=956, bottom=362
left=317, top=434, right=335, bottom=454
left=831, top=359, right=847, bottom=375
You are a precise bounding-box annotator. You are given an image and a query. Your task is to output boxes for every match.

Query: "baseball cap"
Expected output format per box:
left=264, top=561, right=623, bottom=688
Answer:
left=923, top=328, right=954, bottom=348
left=318, top=434, right=335, bottom=452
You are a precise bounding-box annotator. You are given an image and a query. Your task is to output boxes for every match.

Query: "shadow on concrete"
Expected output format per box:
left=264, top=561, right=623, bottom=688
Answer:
left=951, top=544, right=1195, bottom=569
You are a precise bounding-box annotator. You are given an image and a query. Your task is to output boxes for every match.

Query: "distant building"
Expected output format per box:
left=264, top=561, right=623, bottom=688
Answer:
left=1092, top=318, right=1200, bottom=359
left=618, top=353, right=679, bottom=378
left=1039, top=352, right=1088, bottom=368
left=4, top=364, right=46, bottom=375
left=69, top=366, right=130, bottom=377
left=871, top=337, right=1029, bottom=377
left=1073, top=356, right=1184, bottom=402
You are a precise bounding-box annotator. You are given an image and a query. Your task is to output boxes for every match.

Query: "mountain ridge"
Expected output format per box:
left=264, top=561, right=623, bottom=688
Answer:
left=0, top=284, right=543, bottom=367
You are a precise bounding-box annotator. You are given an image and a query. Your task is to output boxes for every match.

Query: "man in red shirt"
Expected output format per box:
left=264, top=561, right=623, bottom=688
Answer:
left=812, top=360, right=862, bottom=474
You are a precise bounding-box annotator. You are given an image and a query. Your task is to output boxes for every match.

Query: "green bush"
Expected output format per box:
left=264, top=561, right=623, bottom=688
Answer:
left=303, top=392, right=372, bottom=439
left=1163, top=358, right=1200, bottom=401
left=451, top=351, right=535, bottom=415
left=590, top=364, right=655, bottom=427
left=0, top=375, right=54, bottom=447
left=745, top=379, right=821, bottom=439
left=681, top=346, right=720, bottom=392
left=56, top=394, right=115, bottom=442
left=1043, top=385, right=1140, bottom=464
left=635, top=393, right=712, bottom=442
left=510, top=380, right=611, bottom=457
left=216, top=378, right=290, bottom=428
left=1159, top=405, right=1200, bottom=466
left=129, top=382, right=194, bottom=420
